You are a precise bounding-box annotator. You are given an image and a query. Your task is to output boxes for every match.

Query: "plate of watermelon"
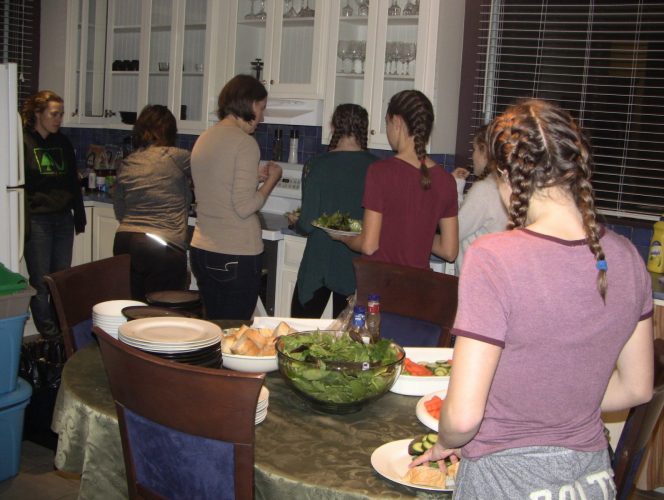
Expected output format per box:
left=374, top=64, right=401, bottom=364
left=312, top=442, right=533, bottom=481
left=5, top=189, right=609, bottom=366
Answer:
left=416, top=390, right=447, bottom=431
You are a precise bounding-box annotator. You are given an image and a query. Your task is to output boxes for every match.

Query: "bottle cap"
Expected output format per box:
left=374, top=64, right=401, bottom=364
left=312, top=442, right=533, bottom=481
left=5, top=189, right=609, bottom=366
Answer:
left=368, top=294, right=380, bottom=302
left=353, top=305, right=366, bottom=314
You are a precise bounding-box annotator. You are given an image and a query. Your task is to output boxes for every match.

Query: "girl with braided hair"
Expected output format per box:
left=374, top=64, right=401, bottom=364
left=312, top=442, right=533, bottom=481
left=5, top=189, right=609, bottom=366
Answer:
left=411, top=99, right=653, bottom=498
left=335, top=90, right=458, bottom=269
left=290, top=104, right=378, bottom=318
left=454, top=125, right=509, bottom=274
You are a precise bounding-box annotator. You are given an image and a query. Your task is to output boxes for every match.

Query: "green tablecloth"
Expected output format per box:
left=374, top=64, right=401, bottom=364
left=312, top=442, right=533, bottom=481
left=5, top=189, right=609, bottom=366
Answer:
left=52, top=344, right=449, bottom=500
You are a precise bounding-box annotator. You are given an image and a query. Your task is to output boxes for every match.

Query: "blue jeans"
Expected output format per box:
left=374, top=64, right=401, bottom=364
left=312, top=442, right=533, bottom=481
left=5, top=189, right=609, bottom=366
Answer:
left=24, top=211, right=75, bottom=337
left=189, top=247, right=262, bottom=321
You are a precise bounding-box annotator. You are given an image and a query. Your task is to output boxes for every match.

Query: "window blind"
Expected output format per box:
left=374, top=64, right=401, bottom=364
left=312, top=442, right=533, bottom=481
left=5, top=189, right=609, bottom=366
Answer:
left=466, top=0, right=664, bottom=220
left=0, top=0, right=40, bottom=105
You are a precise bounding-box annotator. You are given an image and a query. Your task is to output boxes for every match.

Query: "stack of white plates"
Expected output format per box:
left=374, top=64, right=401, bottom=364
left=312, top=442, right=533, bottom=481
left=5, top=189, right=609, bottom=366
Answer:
left=93, top=300, right=146, bottom=338
left=118, top=317, right=221, bottom=353
left=255, top=386, right=269, bottom=425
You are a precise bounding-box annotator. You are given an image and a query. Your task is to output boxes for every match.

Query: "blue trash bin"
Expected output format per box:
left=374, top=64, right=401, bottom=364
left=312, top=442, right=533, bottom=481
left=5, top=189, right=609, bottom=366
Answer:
left=0, top=314, right=29, bottom=394
left=0, top=377, right=32, bottom=481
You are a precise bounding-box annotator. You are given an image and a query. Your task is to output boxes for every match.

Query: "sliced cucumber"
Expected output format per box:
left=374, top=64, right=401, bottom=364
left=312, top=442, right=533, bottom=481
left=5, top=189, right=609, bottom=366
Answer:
left=425, top=433, right=438, bottom=445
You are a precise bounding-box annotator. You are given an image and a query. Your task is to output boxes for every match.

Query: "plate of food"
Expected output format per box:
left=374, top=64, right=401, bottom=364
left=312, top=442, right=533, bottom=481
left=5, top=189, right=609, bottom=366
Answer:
left=312, top=211, right=362, bottom=237
left=371, top=435, right=457, bottom=492
left=416, top=389, right=447, bottom=431
left=390, top=347, right=453, bottom=396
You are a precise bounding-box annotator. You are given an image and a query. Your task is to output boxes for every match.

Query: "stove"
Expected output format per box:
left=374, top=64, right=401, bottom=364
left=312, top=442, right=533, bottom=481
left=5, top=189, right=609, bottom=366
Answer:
left=260, top=161, right=303, bottom=219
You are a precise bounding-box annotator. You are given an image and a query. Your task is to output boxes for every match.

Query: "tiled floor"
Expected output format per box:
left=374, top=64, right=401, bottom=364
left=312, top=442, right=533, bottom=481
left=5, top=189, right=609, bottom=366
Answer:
left=0, top=440, right=80, bottom=500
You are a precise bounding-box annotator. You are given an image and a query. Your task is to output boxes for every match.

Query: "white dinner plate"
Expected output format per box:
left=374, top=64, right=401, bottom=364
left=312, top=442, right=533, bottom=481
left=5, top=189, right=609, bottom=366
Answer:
left=118, top=317, right=221, bottom=345
left=311, top=222, right=360, bottom=238
left=416, top=390, right=447, bottom=432
left=371, top=439, right=452, bottom=492
left=390, top=348, right=453, bottom=396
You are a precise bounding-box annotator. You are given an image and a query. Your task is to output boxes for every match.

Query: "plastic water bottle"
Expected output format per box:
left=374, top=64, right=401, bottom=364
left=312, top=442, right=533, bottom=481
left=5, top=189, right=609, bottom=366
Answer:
left=349, top=305, right=369, bottom=344
left=647, top=215, right=664, bottom=273
left=366, top=294, right=381, bottom=343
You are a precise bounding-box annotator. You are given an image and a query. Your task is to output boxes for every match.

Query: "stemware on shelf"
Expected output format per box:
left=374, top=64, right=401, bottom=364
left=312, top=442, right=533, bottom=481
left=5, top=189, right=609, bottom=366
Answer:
left=337, top=40, right=350, bottom=73
left=255, top=0, right=267, bottom=21
left=348, top=41, right=361, bottom=74
left=402, top=42, right=416, bottom=75
left=402, top=0, right=416, bottom=16
left=357, top=41, right=366, bottom=74
left=357, top=0, right=369, bottom=16
left=245, top=0, right=257, bottom=19
left=299, top=0, right=315, bottom=17
left=388, top=0, right=401, bottom=16
left=284, top=0, right=298, bottom=18
left=342, top=0, right=354, bottom=17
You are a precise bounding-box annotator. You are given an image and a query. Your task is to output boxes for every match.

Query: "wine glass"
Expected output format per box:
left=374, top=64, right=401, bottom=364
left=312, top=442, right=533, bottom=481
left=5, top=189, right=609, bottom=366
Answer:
left=402, top=0, right=416, bottom=16
left=342, top=0, right=354, bottom=17
left=390, top=42, right=401, bottom=75
left=348, top=41, right=361, bottom=74
left=388, top=0, right=401, bottom=17
left=357, top=0, right=369, bottom=16
left=284, top=0, right=298, bottom=18
left=358, top=41, right=367, bottom=74
left=299, top=0, right=315, bottom=17
left=403, top=42, right=416, bottom=75
left=384, top=42, right=394, bottom=75
left=337, top=40, right=350, bottom=73
left=245, top=0, right=257, bottom=19
left=255, top=0, right=267, bottom=21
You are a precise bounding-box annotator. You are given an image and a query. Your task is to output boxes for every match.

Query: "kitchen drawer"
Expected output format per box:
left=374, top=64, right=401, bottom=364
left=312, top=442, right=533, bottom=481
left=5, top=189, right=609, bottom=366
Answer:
left=283, top=236, right=306, bottom=269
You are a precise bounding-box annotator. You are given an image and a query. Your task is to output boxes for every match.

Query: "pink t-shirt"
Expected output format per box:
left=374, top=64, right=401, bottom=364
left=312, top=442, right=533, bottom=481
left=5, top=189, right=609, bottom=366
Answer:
left=453, top=228, right=653, bottom=459
left=362, top=157, right=457, bottom=269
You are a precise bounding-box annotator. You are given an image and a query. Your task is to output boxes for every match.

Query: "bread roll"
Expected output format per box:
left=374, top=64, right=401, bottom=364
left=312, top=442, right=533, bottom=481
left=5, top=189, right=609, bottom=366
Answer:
left=403, top=465, right=445, bottom=488
left=246, top=328, right=268, bottom=349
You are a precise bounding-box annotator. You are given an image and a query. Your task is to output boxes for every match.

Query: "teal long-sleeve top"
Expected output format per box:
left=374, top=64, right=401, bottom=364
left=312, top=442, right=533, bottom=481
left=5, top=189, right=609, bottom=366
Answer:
left=295, top=150, right=379, bottom=305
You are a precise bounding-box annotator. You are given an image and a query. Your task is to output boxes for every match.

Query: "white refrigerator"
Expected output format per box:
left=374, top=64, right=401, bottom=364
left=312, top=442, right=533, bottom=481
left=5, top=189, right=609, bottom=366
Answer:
left=0, top=63, right=25, bottom=274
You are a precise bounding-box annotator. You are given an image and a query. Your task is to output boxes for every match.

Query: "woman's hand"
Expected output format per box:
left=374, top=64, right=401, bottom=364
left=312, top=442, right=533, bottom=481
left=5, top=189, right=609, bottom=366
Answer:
left=408, top=442, right=461, bottom=473
left=258, top=161, right=281, bottom=182
left=452, top=167, right=470, bottom=180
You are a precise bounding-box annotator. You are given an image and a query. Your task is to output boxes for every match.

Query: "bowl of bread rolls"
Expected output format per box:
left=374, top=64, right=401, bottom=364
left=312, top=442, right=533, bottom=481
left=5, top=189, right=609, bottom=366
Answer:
left=221, top=321, right=296, bottom=372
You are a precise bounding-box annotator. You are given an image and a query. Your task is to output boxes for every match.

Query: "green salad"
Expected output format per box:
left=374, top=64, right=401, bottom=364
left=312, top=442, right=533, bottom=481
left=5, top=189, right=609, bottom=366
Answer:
left=278, top=331, right=402, bottom=404
left=313, top=211, right=362, bottom=232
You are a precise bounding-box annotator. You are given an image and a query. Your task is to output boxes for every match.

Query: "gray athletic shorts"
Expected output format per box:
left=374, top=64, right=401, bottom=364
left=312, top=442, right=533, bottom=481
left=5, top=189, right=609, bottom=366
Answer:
left=453, top=446, right=614, bottom=500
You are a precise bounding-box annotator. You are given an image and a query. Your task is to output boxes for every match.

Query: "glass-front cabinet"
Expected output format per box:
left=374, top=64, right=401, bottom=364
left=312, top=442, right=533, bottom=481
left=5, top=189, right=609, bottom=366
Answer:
left=66, top=0, right=215, bottom=129
left=226, top=0, right=329, bottom=98
left=322, top=0, right=440, bottom=149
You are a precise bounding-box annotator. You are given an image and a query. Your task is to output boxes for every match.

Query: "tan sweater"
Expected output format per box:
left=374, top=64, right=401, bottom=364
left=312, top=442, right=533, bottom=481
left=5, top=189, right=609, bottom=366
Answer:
left=190, top=123, right=266, bottom=255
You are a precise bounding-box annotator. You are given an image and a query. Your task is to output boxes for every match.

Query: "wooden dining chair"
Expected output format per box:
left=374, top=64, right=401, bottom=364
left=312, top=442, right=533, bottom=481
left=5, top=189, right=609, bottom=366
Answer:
left=44, top=254, right=131, bottom=358
left=353, top=258, right=459, bottom=347
left=95, top=326, right=265, bottom=500
left=612, top=338, right=664, bottom=500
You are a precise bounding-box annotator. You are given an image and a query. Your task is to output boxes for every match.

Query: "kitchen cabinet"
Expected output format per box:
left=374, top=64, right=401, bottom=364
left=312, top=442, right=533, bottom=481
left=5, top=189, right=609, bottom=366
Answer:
left=72, top=207, right=94, bottom=266
left=91, top=204, right=119, bottom=261
left=322, top=0, right=462, bottom=151
left=274, top=235, right=332, bottom=318
left=224, top=0, right=330, bottom=99
left=65, top=0, right=219, bottom=130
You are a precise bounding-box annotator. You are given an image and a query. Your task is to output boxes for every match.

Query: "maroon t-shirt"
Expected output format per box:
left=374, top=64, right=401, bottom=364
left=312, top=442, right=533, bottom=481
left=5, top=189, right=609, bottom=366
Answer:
left=362, top=157, right=457, bottom=269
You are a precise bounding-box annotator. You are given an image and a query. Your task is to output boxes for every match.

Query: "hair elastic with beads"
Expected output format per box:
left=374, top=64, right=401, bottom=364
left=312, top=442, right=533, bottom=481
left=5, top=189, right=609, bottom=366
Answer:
left=596, top=260, right=608, bottom=271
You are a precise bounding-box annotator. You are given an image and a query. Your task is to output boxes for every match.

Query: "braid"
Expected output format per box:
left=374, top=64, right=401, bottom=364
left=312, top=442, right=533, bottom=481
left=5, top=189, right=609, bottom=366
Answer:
left=387, top=90, right=434, bottom=190
left=328, top=103, right=369, bottom=151
left=489, top=99, right=608, bottom=300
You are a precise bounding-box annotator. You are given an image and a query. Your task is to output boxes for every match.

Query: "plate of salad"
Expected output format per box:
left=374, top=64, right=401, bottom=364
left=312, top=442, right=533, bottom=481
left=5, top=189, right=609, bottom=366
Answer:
left=390, top=347, right=453, bottom=396
left=312, top=211, right=362, bottom=237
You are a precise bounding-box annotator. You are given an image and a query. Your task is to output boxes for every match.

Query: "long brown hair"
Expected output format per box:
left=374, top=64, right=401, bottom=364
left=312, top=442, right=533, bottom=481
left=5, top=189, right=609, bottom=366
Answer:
left=386, top=90, right=434, bottom=190
left=487, top=99, right=607, bottom=300
left=21, top=90, right=63, bottom=129
left=328, top=104, right=369, bottom=151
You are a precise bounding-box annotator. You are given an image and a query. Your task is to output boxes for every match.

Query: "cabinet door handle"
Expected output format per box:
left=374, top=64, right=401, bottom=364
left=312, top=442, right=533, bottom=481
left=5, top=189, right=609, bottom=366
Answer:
left=370, top=129, right=376, bottom=135
left=270, top=79, right=275, bottom=85
left=71, top=109, right=79, bottom=117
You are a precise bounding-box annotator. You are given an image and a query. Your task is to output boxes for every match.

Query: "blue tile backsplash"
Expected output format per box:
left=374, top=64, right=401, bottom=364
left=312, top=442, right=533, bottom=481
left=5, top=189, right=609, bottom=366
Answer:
left=62, top=125, right=653, bottom=261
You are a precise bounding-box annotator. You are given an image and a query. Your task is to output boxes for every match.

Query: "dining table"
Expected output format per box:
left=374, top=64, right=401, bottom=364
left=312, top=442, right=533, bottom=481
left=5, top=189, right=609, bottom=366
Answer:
left=50, top=321, right=450, bottom=500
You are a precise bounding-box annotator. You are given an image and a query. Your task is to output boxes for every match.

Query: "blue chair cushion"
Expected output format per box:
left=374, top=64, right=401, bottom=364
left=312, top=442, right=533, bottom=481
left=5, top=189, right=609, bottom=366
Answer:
left=71, top=318, right=94, bottom=351
left=379, top=312, right=441, bottom=347
left=124, top=408, right=235, bottom=499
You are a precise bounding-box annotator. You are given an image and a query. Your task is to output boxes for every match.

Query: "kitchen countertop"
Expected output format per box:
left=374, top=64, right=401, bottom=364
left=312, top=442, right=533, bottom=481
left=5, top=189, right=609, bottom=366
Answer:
left=84, top=193, right=296, bottom=242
